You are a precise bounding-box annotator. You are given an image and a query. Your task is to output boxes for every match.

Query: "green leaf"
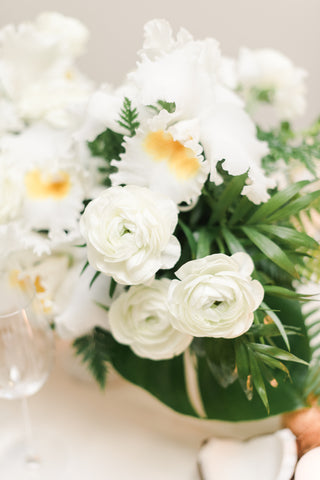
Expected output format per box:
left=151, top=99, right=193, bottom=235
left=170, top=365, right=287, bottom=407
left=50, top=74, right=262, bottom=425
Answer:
left=248, top=348, right=270, bottom=413
left=250, top=343, right=309, bottom=365
left=102, top=297, right=310, bottom=421
left=247, top=181, right=309, bottom=224
left=264, top=285, right=316, bottom=301
left=229, top=196, right=255, bottom=226
left=210, top=173, right=248, bottom=222
left=221, top=227, right=245, bottom=254
left=196, top=228, right=212, bottom=259
left=304, top=362, right=320, bottom=399
left=254, top=351, right=290, bottom=377
left=204, top=338, right=237, bottom=388
left=94, top=301, right=110, bottom=312
left=258, top=363, right=282, bottom=389
left=80, top=261, right=89, bottom=276
left=88, top=128, right=125, bottom=162
left=235, top=340, right=252, bottom=400
left=87, top=128, right=125, bottom=186
left=109, top=278, right=117, bottom=298
left=242, top=226, right=298, bottom=278
left=179, top=219, right=197, bottom=259
left=147, top=100, right=176, bottom=114
left=157, top=100, right=176, bottom=113
left=117, top=97, right=140, bottom=136
left=268, top=190, right=320, bottom=222
left=257, top=225, right=318, bottom=250
left=89, top=270, right=101, bottom=288
left=108, top=333, right=196, bottom=416
left=248, top=323, right=301, bottom=338
left=258, top=122, right=320, bottom=176
left=261, top=301, right=290, bottom=351
left=73, top=328, right=111, bottom=389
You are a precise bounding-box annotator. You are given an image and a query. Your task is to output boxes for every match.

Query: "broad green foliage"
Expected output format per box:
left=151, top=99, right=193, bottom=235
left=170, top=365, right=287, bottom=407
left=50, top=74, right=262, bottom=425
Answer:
left=74, top=297, right=310, bottom=420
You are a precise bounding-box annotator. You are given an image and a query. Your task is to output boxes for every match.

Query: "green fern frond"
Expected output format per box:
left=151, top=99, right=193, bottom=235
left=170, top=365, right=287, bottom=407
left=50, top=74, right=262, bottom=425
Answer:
left=258, top=120, right=320, bottom=176
left=73, top=327, right=112, bottom=389
left=118, top=97, right=140, bottom=136
left=88, top=128, right=125, bottom=186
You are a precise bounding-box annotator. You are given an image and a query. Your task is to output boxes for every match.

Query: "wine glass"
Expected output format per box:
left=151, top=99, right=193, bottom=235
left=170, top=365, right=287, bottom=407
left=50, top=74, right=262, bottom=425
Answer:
left=0, top=267, right=56, bottom=478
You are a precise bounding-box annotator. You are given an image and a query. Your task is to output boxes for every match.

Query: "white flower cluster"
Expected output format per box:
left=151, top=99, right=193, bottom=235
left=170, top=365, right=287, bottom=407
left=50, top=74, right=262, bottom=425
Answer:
left=237, top=48, right=307, bottom=123
left=0, top=13, right=95, bottom=256
left=1, top=15, right=307, bottom=355
left=79, top=20, right=306, bottom=208
left=0, top=13, right=106, bottom=339
left=107, top=252, right=263, bottom=359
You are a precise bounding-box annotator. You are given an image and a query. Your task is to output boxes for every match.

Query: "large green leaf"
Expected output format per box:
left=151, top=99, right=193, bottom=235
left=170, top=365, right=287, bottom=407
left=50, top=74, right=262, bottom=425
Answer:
left=106, top=296, right=310, bottom=421
left=108, top=338, right=197, bottom=416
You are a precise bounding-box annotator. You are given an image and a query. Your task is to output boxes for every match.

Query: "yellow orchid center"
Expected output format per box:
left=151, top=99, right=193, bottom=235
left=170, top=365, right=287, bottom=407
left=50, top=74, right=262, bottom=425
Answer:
left=143, top=130, right=200, bottom=180
left=9, top=270, right=52, bottom=314
left=25, top=170, right=71, bottom=200
left=9, top=270, right=29, bottom=291
left=10, top=270, right=44, bottom=293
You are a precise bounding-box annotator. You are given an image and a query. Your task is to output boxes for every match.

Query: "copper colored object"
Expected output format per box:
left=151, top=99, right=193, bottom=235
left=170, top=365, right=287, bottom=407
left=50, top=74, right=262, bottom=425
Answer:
left=283, top=403, right=320, bottom=459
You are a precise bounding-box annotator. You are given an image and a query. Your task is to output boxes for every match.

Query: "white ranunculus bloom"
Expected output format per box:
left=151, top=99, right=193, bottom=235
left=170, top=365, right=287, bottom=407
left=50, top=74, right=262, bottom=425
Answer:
left=109, top=278, right=192, bottom=359
left=168, top=252, right=264, bottom=339
left=237, top=47, right=307, bottom=121
left=80, top=185, right=181, bottom=285
left=110, top=110, right=209, bottom=206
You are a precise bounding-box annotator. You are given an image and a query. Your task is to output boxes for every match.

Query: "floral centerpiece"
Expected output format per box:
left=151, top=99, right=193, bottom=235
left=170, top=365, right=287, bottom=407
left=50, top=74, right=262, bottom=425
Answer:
left=1, top=13, right=320, bottom=422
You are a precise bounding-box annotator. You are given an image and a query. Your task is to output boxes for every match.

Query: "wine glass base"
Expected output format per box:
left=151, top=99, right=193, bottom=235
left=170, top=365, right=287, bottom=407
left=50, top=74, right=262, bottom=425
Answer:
left=0, top=430, right=68, bottom=479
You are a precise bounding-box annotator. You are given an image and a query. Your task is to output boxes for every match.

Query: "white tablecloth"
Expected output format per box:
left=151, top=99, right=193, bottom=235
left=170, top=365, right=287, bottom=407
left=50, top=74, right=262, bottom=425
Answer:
left=0, top=342, right=280, bottom=479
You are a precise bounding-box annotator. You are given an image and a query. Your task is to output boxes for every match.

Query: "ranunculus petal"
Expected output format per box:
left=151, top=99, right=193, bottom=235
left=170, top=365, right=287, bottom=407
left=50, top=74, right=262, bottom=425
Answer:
left=109, top=278, right=192, bottom=359
left=80, top=185, right=181, bottom=285
left=168, top=252, right=264, bottom=338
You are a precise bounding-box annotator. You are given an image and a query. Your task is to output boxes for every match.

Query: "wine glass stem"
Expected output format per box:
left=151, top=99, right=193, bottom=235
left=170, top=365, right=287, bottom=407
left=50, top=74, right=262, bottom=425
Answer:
left=21, top=397, right=39, bottom=468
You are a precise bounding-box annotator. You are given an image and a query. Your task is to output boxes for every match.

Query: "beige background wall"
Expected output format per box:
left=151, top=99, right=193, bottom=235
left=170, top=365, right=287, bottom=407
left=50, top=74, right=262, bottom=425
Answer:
left=0, top=0, right=319, bottom=124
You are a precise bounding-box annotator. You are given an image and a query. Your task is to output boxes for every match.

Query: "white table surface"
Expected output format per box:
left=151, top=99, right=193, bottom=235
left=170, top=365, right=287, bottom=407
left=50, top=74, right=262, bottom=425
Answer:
left=0, top=342, right=281, bottom=480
